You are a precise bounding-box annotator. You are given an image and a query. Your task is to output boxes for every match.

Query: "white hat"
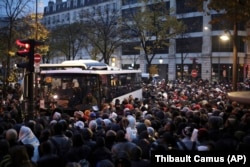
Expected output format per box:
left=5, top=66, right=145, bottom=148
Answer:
left=103, top=119, right=112, bottom=127
left=74, top=121, right=85, bottom=129
left=53, top=112, right=61, bottom=120
left=109, top=112, right=117, bottom=120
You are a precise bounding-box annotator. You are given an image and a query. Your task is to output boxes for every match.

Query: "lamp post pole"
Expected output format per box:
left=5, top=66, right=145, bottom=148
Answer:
left=218, top=52, right=221, bottom=82
left=229, top=66, right=231, bottom=81
left=220, top=26, right=238, bottom=91
left=232, top=21, right=238, bottom=91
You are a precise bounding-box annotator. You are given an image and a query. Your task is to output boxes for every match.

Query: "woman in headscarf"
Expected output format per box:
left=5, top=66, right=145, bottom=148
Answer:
left=125, top=115, right=138, bottom=142
left=18, top=126, right=40, bottom=163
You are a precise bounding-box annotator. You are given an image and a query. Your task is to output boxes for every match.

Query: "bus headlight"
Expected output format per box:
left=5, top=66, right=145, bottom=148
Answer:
left=53, top=94, right=58, bottom=100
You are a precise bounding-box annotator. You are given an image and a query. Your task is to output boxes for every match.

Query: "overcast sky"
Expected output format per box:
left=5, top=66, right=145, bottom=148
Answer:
left=0, top=0, right=50, bottom=16
left=36, top=0, right=49, bottom=13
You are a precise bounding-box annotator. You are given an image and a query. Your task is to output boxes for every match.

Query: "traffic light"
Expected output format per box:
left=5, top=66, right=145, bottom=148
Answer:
left=15, top=39, right=44, bottom=72
left=15, top=39, right=34, bottom=72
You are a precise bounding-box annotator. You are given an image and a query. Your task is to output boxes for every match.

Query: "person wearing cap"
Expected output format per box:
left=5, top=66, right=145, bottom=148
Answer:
left=89, top=112, right=97, bottom=121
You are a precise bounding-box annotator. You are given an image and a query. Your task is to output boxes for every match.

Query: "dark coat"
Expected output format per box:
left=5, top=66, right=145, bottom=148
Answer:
left=36, top=154, right=63, bottom=167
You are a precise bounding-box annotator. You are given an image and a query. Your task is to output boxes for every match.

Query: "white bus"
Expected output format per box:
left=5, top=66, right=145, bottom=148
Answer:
left=38, top=60, right=142, bottom=113
left=39, top=59, right=120, bottom=70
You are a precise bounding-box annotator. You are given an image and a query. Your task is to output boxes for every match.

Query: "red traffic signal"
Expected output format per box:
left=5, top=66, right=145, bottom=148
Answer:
left=15, top=39, right=44, bottom=72
left=16, top=39, right=30, bottom=48
left=16, top=39, right=31, bottom=57
left=15, top=39, right=35, bottom=72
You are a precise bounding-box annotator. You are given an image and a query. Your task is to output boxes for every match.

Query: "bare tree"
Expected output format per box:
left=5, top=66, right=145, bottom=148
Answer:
left=49, top=22, right=86, bottom=60
left=122, top=0, right=185, bottom=71
left=80, top=5, right=124, bottom=64
left=0, top=0, right=33, bottom=96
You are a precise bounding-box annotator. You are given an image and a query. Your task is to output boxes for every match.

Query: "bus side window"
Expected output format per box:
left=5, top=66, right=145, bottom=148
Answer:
left=110, top=75, right=115, bottom=86
left=120, top=75, right=126, bottom=85
left=72, top=79, right=79, bottom=87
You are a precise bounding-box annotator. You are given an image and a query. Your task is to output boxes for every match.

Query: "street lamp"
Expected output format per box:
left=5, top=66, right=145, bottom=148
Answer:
left=220, top=31, right=231, bottom=82
left=220, top=29, right=238, bottom=91
left=111, top=56, right=116, bottom=67
left=220, top=33, right=230, bottom=41
left=159, top=56, right=163, bottom=64
left=219, top=33, right=230, bottom=82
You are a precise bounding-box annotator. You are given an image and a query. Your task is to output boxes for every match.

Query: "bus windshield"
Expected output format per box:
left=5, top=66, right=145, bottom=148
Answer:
left=39, top=69, right=142, bottom=112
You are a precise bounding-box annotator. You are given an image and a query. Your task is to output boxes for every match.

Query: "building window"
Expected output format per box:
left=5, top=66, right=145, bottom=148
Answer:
left=80, top=0, right=84, bottom=6
left=145, top=41, right=169, bottom=54
left=73, top=11, right=77, bottom=20
left=52, top=16, right=55, bottom=24
left=67, top=1, right=70, bottom=8
left=179, top=16, right=203, bottom=33
left=122, top=0, right=138, bottom=6
left=122, top=42, right=140, bottom=55
left=211, top=14, right=246, bottom=31
left=176, top=0, right=197, bottom=14
left=61, top=13, right=65, bottom=22
left=111, top=3, right=117, bottom=11
left=67, top=13, right=70, bottom=21
left=53, top=5, right=56, bottom=12
left=122, top=7, right=140, bottom=22
left=176, top=37, right=202, bottom=53
left=147, top=1, right=170, bottom=13
left=73, top=0, right=77, bottom=7
left=212, top=36, right=245, bottom=52
left=211, top=64, right=244, bottom=82
left=92, top=7, right=96, bottom=16
left=123, top=29, right=138, bottom=38
left=48, top=17, right=51, bottom=25
left=97, top=6, right=101, bottom=13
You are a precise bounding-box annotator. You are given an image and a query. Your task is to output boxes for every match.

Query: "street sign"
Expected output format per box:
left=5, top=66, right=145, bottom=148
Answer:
left=34, top=63, right=40, bottom=73
left=191, top=69, right=198, bottom=78
left=34, top=53, right=41, bottom=63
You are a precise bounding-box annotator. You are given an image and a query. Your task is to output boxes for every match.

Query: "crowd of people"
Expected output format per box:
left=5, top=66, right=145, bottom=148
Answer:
left=0, top=78, right=250, bottom=167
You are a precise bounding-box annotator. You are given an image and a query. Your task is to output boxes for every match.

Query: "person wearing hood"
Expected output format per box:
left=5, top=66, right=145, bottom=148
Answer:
left=125, top=115, right=138, bottom=142
left=18, top=125, right=40, bottom=163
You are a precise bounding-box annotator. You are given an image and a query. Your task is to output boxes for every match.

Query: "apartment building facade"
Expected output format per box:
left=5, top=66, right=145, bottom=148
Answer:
left=42, top=0, right=250, bottom=82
